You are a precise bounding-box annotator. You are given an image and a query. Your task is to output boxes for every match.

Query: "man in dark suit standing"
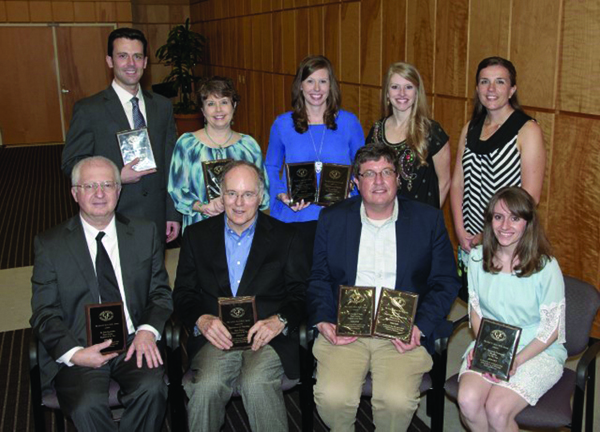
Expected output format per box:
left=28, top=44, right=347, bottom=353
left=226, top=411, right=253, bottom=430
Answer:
left=307, top=145, right=460, bottom=431
left=173, top=160, right=308, bottom=432
left=61, top=27, right=181, bottom=244
left=31, top=156, right=173, bottom=431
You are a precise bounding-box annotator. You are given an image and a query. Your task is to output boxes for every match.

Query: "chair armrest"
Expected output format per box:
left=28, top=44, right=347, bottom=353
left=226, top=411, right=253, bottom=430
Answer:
left=452, top=314, right=469, bottom=332
left=434, top=315, right=468, bottom=356
left=29, top=331, right=39, bottom=370
left=299, top=321, right=314, bottom=351
left=576, top=340, right=600, bottom=392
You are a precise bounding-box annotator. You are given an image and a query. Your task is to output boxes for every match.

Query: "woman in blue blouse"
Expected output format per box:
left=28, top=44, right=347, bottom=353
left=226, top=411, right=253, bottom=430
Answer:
left=265, top=55, right=364, bottom=223
left=168, top=77, right=269, bottom=232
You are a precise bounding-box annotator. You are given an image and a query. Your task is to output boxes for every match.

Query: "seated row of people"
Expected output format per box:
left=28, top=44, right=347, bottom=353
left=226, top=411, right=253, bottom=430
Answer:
left=31, top=150, right=565, bottom=432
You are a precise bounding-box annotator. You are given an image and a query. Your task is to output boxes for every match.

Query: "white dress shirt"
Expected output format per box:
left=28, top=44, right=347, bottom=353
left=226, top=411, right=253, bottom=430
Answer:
left=111, top=80, right=147, bottom=129
left=355, top=199, right=398, bottom=306
left=57, top=215, right=158, bottom=366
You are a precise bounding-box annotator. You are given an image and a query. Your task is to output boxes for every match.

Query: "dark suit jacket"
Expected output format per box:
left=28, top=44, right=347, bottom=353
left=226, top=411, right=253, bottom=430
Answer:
left=30, top=214, right=174, bottom=390
left=307, top=196, right=460, bottom=354
left=173, top=212, right=308, bottom=379
left=61, top=85, right=180, bottom=241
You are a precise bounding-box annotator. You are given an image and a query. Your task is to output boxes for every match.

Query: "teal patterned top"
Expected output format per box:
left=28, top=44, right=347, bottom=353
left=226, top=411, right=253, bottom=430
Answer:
left=168, top=132, right=270, bottom=232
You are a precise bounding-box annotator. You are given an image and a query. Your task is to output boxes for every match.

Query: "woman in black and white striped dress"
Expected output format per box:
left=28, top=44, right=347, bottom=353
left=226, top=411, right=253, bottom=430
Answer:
left=450, top=57, right=546, bottom=293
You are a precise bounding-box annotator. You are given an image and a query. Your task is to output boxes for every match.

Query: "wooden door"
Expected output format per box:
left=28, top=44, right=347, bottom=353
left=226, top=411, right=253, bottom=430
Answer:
left=0, top=27, right=63, bottom=145
left=0, top=25, right=114, bottom=146
left=56, top=26, right=114, bottom=135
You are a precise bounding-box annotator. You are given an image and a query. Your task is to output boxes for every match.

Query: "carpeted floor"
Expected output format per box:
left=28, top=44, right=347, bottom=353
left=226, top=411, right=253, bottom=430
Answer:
left=0, top=145, right=78, bottom=270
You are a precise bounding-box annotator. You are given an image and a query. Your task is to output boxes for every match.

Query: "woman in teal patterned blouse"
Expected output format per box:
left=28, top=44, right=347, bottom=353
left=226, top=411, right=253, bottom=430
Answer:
left=168, top=77, right=269, bottom=232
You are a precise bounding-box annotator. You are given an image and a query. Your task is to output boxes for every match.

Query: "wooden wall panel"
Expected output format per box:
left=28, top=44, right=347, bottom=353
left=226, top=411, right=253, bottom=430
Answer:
left=406, top=0, right=434, bottom=92
left=260, top=13, right=273, bottom=71
left=433, top=96, right=467, bottom=245
left=272, top=12, right=283, bottom=73
left=434, top=0, right=468, bottom=97
left=340, top=2, right=360, bottom=83
left=359, top=0, right=381, bottom=86
left=295, top=8, right=309, bottom=65
left=510, top=0, right=560, bottom=109
left=548, top=114, right=600, bottom=285
left=281, top=10, right=296, bottom=74
left=559, top=0, right=600, bottom=115
left=525, top=110, right=554, bottom=230
left=359, top=86, right=380, bottom=136
left=467, top=0, right=510, bottom=95
left=340, top=83, right=360, bottom=119
left=323, top=3, right=341, bottom=75
left=381, top=0, right=406, bottom=78
left=308, top=5, right=323, bottom=56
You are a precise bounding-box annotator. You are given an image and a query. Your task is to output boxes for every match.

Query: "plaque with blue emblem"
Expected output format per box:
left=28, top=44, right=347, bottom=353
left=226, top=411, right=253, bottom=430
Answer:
left=86, top=302, right=127, bottom=354
left=471, top=318, right=522, bottom=381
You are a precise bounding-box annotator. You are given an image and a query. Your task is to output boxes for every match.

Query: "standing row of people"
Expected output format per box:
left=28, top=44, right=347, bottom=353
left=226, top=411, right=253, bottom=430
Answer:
left=30, top=25, right=564, bottom=432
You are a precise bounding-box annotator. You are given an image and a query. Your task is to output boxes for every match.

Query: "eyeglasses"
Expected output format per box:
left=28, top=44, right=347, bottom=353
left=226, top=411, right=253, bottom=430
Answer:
left=357, top=168, right=397, bottom=179
left=223, top=191, right=259, bottom=202
left=73, top=181, right=120, bottom=193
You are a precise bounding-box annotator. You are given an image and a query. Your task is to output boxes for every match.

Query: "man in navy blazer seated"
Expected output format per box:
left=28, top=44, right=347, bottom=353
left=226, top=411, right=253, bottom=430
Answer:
left=307, top=145, right=460, bottom=431
left=30, top=156, right=173, bottom=431
left=173, top=160, right=308, bottom=432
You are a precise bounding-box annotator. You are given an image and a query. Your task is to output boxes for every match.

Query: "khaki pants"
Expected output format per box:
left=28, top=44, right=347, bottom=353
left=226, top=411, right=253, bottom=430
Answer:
left=313, top=335, right=432, bottom=431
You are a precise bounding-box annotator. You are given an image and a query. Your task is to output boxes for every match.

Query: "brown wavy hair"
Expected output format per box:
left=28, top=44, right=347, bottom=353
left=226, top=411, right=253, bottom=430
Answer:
left=291, top=55, right=341, bottom=133
left=381, top=62, right=431, bottom=166
left=197, top=76, right=241, bottom=107
left=481, top=186, right=552, bottom=277
left=471, top=57, right=524, bottom=125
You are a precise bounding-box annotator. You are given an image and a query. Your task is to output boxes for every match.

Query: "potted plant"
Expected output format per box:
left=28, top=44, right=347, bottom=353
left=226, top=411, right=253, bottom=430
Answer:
left=156, top=18, right=207, bottom=134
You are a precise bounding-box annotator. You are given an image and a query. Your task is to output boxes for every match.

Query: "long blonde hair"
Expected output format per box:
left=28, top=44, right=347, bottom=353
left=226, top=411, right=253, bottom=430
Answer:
left=381, top=62, right=431, bottom=166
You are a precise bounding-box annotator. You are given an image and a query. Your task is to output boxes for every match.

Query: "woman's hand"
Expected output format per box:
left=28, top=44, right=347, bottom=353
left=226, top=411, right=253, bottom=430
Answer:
left=195, top=198, right=224, bottom=217
left=277, top=193, right=311, bottom=212
left=466, top=348, right=474, bottom=368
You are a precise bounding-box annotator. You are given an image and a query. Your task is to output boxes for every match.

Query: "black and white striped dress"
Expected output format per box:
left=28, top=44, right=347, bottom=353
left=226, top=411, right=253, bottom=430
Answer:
left=462, top=110, right=532, bottom=235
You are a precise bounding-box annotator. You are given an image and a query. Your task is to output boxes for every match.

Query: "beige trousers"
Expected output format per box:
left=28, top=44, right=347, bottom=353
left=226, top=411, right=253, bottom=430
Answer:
left=313, top=335, right=432, bottom=431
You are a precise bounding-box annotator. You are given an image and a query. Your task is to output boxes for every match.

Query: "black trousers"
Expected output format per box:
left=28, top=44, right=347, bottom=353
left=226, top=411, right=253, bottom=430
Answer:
left=54, top=345, right=167, bottom=432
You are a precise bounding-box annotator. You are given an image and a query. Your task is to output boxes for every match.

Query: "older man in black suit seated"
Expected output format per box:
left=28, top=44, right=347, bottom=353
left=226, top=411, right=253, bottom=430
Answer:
left=173, top=160, right=308, bottom=431
left=30, top=156, right=173, bottom=431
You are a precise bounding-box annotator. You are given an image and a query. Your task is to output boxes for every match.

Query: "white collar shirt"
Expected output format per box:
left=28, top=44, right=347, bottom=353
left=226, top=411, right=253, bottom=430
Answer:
left=355, top=198, right=398, bottom=306
left=111, top=80, right=147, bottom=129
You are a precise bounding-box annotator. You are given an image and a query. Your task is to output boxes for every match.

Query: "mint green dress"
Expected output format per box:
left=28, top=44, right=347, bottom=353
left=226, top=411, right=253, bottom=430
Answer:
left=168, top=133, right=270, bottom=232
left=458, top=246, right=567, bottom=405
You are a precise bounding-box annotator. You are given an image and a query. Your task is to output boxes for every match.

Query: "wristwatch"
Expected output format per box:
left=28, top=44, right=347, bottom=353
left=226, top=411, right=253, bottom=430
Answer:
left=277, top=313, right=288, bottom=335
left=276, top=313, right=288, bottom=326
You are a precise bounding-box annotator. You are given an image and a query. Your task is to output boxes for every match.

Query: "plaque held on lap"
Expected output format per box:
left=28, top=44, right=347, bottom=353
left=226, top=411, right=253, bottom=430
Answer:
left=373, top=288, right=418, bottom=342
left=86, top=302, right=127, bottom=354
left=218, top=296, right=257, bottom=350
left=336, top=286, right=375, bottom=337
left=471, top=318, right=522, bottom=381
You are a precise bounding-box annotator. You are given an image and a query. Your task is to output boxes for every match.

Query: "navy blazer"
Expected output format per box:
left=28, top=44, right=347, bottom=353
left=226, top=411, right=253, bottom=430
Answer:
left=30, top=214, right=173, bottom=390
left=173, top=212, right=308, bottom=379
left=307, top=195, right=460, bottom=353
left=61, top=86, right=180, bottom=241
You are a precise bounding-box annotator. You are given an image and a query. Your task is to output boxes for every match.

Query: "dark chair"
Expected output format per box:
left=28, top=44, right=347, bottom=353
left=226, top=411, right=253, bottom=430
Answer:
left=445, top=275, right=600, bottom=432
left=167, top=320, right=314, bottom=431
left=300, top=318, right=464, bottom=432
left=29, top=323, right=173, bottom=432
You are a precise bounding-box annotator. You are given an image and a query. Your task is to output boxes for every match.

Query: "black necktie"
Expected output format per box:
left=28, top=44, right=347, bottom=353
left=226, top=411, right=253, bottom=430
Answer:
left=131, top=97, right=146, bottom=128
left=95, top=232, right=122, bottom=303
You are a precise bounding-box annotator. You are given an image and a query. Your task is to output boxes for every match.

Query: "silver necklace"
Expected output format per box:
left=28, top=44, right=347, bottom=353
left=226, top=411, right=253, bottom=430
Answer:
left=205, top=127, right=233, bottom=149
left=308, top=125, right=325, bottom=173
